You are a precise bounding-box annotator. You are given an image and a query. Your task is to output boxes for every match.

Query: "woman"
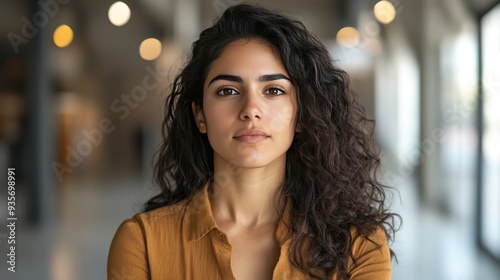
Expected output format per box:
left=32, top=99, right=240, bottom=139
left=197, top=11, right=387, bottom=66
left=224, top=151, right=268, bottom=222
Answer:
left=108, top=4, right=399, bottom=280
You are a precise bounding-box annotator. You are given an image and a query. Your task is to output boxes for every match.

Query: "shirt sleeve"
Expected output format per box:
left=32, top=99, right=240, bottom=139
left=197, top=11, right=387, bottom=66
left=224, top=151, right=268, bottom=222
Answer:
left=348, top=227, right=392, bottom=280
left=107, top=218, right=150, bottom=280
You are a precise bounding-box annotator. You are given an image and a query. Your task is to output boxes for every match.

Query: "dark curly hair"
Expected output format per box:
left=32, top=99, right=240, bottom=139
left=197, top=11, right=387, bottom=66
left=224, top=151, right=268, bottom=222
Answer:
left=144, top=3, right=399, bottom=279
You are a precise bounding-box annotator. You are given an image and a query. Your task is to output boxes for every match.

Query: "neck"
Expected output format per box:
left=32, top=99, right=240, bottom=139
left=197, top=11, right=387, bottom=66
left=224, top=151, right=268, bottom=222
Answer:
left=208, top=155, right=286, bottom=228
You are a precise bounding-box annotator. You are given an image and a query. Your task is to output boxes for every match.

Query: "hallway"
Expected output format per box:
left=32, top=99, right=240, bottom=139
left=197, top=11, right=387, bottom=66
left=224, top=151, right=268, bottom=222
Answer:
left=1, top=0, right=500, bottom=279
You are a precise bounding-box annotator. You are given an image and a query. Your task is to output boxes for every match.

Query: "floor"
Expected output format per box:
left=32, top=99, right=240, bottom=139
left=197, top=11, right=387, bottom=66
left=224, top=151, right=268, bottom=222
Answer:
left=1, top=175, right=499, bottom=280
left=389, top=176, right=500, bottom=280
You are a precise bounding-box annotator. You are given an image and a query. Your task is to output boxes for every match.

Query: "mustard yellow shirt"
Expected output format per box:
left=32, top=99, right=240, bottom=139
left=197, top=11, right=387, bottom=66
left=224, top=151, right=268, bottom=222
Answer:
left=107, top=183, right=391, bottom=279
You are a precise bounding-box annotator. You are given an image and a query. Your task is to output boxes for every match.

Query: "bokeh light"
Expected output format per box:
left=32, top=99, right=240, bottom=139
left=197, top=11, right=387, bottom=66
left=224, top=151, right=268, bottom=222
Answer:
left=336, top=27, right=360, bottom=48
left=108, top=1, right=131, bottom=27
left=53, top=24, right=74, bottom=48
left=374, top=0, right=396, bottom=25
left=139, top=38, right=162, bottom=61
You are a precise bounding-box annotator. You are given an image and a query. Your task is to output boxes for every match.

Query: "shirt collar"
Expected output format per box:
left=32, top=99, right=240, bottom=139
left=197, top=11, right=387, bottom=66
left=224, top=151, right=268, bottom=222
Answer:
left=185, top=182, right=218, bottom=241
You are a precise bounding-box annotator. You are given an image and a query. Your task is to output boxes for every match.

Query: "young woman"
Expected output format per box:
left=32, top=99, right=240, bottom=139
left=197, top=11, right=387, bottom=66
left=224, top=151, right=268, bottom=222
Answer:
left=108, top=4, right=399, bottom=280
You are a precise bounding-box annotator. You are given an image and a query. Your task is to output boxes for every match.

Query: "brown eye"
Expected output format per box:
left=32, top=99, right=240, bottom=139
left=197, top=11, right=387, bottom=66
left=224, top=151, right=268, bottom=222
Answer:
left=264, top=87, right=285, bottom=96
left=216, top=88, right=238, bottom=96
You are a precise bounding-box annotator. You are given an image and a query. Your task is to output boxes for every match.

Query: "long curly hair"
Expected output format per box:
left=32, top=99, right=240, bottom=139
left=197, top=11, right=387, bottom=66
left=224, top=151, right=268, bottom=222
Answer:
left=144, top=3, right=399, bottom=279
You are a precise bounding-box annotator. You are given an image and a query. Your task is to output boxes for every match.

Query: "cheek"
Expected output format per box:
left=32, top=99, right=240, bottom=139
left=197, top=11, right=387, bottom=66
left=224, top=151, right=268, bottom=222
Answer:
left=268, top=104, right=296, bottom=135
left=203, top=106, right=233, bottom=138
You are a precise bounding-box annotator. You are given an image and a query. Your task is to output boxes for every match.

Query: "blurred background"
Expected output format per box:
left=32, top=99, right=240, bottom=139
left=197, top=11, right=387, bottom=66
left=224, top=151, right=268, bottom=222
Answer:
left=0, top=0, right=499, bottom=279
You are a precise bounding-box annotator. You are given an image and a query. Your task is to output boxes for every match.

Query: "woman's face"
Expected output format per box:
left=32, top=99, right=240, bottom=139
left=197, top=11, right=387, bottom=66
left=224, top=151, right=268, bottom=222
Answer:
left=195, top=38, right=297, bottom=169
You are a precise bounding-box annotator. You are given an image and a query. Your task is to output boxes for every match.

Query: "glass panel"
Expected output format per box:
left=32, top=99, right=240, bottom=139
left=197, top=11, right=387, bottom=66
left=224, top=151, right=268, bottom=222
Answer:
left=481, top=3, right=500, bottom=260
left=439, top=29, right=478, bottom=219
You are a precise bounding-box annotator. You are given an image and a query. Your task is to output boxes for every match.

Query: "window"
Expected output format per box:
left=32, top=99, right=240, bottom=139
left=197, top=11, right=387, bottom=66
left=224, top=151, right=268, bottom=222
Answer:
left=478, top=2, right=500, bottom=263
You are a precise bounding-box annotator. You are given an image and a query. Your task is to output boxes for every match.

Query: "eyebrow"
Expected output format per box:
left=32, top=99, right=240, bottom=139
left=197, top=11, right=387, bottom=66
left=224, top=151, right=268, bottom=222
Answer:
left=207, top=73, right=291, bottom=86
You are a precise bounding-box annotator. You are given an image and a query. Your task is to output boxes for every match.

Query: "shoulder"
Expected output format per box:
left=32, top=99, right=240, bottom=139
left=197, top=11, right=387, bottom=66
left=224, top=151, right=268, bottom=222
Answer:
left=108, top=189, right=212, bottom=279
left=107, top=204, right=187, bottom=280
left=347, top=226, right=392, bottom=279
left=135, top=202, right=187, bottom=224
left=114, top=201, right=188, bottom=239
left=350, top=226, right=389, bottom=253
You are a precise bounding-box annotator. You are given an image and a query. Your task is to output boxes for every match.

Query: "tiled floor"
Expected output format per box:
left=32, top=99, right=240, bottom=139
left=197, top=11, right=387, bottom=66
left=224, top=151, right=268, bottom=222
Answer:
left=1, top=175, right=499, bottom=280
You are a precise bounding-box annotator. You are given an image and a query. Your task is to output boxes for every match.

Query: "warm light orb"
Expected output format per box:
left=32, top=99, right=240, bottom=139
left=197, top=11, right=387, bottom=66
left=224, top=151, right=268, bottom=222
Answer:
left=108, top=1, right=131, bottom=26
left=139, top=38, right=162, bottom=61
left=53, top=24, right=74, bottom=48
left=374, top=0, right=396, bottom=25
left=336, top=27, right=360, bottom=48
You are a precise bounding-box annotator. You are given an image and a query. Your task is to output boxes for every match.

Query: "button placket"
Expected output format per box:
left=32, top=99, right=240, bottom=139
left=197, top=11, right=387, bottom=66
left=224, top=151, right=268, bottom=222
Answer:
left=211, top=229, right=235, bottom=280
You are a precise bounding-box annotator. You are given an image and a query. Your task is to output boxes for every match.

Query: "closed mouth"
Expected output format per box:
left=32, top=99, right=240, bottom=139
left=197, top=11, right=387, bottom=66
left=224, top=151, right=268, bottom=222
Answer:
left=233, top=130, right=270, bottom=143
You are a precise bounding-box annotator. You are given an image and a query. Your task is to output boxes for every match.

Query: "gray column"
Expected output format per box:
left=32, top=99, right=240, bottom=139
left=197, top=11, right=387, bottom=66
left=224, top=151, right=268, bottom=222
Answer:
left=26, top=1, right=56, bottom=227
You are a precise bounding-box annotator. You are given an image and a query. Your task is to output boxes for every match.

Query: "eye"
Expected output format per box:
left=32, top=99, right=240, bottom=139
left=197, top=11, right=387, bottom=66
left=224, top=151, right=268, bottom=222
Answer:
left=216, top=87, right=239, bottom=96
left=264, top=87, right=285, bottom=96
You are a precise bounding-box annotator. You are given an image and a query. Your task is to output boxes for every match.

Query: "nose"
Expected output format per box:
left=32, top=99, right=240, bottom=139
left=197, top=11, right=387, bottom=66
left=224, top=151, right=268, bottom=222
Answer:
left=239, top=90, right=262, bottom=121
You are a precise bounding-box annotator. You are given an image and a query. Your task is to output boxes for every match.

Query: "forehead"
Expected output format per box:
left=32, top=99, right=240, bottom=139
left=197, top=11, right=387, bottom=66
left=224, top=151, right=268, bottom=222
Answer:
left=218, top=38, right=279, bottom=58
left=204, top=39, right=288, bottom=83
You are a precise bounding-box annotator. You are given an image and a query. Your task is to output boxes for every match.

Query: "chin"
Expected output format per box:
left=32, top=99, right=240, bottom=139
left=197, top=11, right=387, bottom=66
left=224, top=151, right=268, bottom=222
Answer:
left=232, top=158, right=270, bottom=169
left=232, top=153, right=286, bottom=170
left=213, top=149, right=286, bottom=170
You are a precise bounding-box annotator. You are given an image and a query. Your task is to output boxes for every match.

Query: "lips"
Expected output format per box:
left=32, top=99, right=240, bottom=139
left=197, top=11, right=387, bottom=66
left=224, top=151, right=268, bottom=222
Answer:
left=233, top=129, right=270, bottom=143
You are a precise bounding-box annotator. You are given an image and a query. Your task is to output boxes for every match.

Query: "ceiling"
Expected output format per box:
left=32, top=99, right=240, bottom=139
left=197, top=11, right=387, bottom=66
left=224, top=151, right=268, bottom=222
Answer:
left=463, top=0, right=499, bottom=14
left=1, top=0, right=499, bottom=80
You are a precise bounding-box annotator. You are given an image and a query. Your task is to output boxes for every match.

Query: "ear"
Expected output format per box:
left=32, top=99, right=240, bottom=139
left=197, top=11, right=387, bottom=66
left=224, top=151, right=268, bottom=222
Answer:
left=295, top=122, right=302, bottom=133
left=191, top=101, right=207, bottom=133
